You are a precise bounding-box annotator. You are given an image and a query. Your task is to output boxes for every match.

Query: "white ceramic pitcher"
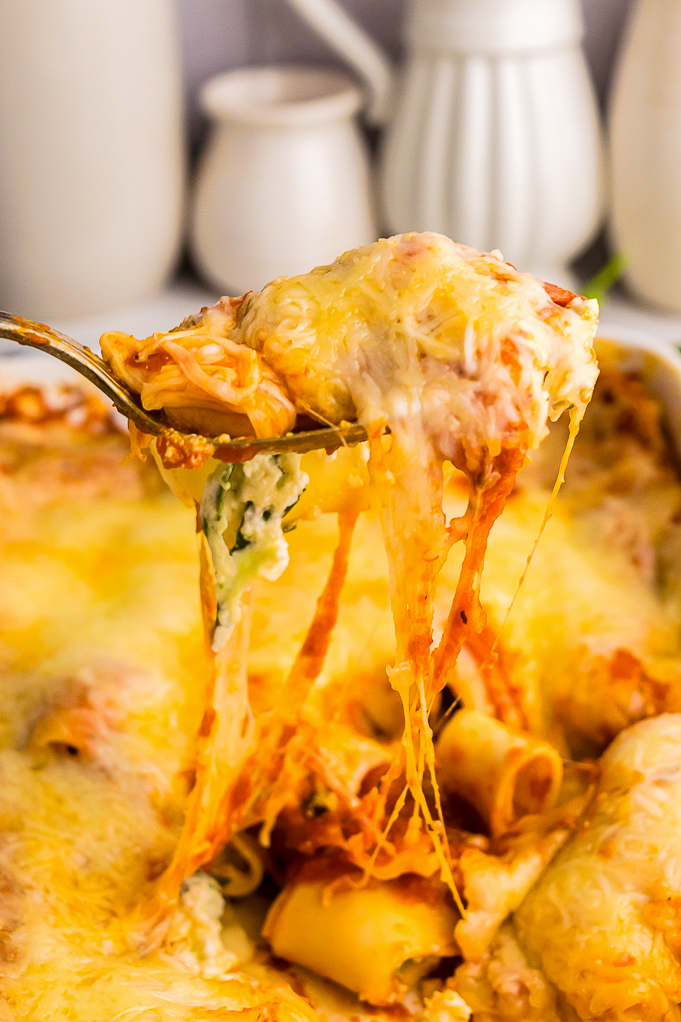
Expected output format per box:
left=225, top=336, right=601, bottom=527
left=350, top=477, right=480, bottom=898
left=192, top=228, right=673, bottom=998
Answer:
left=288, top=0, right=604, bottom=281
left=191, top=65, right=377, bottom=294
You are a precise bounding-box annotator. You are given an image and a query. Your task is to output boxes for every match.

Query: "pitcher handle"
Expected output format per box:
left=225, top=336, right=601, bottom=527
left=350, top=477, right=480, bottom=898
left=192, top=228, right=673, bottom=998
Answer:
left=286, top=0, right=393, bottom=125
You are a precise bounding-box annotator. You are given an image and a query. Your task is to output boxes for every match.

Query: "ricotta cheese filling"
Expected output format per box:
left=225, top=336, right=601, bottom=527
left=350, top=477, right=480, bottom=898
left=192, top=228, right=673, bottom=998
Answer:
left=199, top=454, right=308, bottom=652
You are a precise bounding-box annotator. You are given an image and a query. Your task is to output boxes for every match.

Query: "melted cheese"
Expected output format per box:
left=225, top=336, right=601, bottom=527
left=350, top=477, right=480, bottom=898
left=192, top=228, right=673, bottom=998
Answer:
left=3, top=354, right=681, bottom=1018
left=101, top=234, right=599, bottom=930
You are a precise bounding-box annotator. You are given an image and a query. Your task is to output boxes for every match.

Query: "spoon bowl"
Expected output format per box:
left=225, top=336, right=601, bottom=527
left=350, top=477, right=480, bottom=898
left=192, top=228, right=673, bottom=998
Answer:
left=0, top=311, right=369, bottom=460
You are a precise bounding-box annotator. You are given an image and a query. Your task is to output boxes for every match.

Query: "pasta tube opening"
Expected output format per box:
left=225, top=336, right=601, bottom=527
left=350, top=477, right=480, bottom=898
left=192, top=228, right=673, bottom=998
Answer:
left=436, top=710, right=563, bottom=836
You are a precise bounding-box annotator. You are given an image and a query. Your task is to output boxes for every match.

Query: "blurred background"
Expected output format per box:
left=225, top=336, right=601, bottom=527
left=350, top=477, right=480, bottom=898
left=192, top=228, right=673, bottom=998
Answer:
left=179, top=0, right=629, bottom=137
left=3, top=0, right=681, bottom=350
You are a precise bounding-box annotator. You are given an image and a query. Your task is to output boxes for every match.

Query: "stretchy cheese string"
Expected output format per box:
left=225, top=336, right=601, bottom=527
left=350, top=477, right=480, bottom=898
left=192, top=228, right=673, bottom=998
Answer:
left=130, top=575, right=255, bottom=951
left=361, top=429, right=467, bottom=911
left=285, top=509, right=359, bottom=706
left=250, top=510, right=361, bottom=846
left=435, top=412, right=584, bottom=733
left=484, top=409, right=585, bottom=674
left=433, top=447, right=526, bottom=695
left=362, top=470, right=525, bottom=911
left=357, top=406, right=584, bottom=895
left=131, top=452, right=307, bottom=947
left=417, top=673, right=450, bottom=854
left=133, top=507, right=360, bottom=948
left=362, top=412, right=585, bottom=902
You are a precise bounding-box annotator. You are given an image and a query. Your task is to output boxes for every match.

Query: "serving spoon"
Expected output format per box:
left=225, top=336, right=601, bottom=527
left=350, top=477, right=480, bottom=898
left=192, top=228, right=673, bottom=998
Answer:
left=0, top=311, right=369, bottom=459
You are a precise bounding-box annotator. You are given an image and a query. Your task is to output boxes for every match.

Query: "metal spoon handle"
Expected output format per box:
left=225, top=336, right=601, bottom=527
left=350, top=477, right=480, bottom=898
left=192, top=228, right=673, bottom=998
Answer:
left=213, top=422, right=370, bottom=461
left=0, top=310, right=163, bottom=434
left=0, top=311, right=371, bottom=456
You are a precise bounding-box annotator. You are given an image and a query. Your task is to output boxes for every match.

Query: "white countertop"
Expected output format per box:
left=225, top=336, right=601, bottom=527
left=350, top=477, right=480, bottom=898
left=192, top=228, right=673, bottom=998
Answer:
left=598, top=294, right=681, bottom=348
left=0, top=277, right=218, bottom=360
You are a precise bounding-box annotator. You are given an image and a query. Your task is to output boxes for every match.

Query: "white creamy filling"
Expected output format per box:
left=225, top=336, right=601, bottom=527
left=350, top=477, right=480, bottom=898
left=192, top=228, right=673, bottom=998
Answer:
left=200, top=453, right=308, bottom=651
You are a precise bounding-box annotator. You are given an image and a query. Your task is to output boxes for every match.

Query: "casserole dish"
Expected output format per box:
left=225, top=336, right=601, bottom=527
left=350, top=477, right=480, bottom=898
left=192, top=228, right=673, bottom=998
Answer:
left=2, top=320, right=681, bottom=1022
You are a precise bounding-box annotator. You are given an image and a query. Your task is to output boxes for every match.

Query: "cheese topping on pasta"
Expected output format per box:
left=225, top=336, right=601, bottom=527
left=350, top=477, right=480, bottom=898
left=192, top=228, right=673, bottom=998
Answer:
left=101, top=233, right=598, bottom=457
left=100, top=233, right=599, bottom=948
left=5, top=326, right=681, bottom=1021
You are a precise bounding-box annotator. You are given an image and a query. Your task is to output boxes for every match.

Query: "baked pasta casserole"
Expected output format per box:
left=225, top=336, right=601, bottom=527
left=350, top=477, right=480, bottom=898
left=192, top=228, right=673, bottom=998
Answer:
left=1, top=234, right=681, bottom=1021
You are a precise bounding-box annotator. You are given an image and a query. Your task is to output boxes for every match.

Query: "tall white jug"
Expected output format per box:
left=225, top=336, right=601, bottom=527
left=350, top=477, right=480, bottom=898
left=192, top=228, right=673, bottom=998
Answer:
left=287, top=0, right=604, bottom=282
left=0, top=0, right=185, bottom=320
left=610, top=0, right=681, bottom=311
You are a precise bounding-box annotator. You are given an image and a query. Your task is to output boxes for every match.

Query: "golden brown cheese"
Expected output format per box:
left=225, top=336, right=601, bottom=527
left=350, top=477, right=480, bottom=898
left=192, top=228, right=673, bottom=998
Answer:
left=0, top=384, right=323, bottom=1021
left=237, top=234, right=598, bottom=449
left=101, top=234, right=599, bottom=453
left=4, top=350, right=681, bottom=1022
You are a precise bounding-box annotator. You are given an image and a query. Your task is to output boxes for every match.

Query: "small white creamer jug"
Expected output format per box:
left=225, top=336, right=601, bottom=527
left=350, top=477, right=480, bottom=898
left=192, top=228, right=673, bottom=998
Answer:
left=288, top=0, right=604, bottom=282
left=191, top=66, right=378, bottom=294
